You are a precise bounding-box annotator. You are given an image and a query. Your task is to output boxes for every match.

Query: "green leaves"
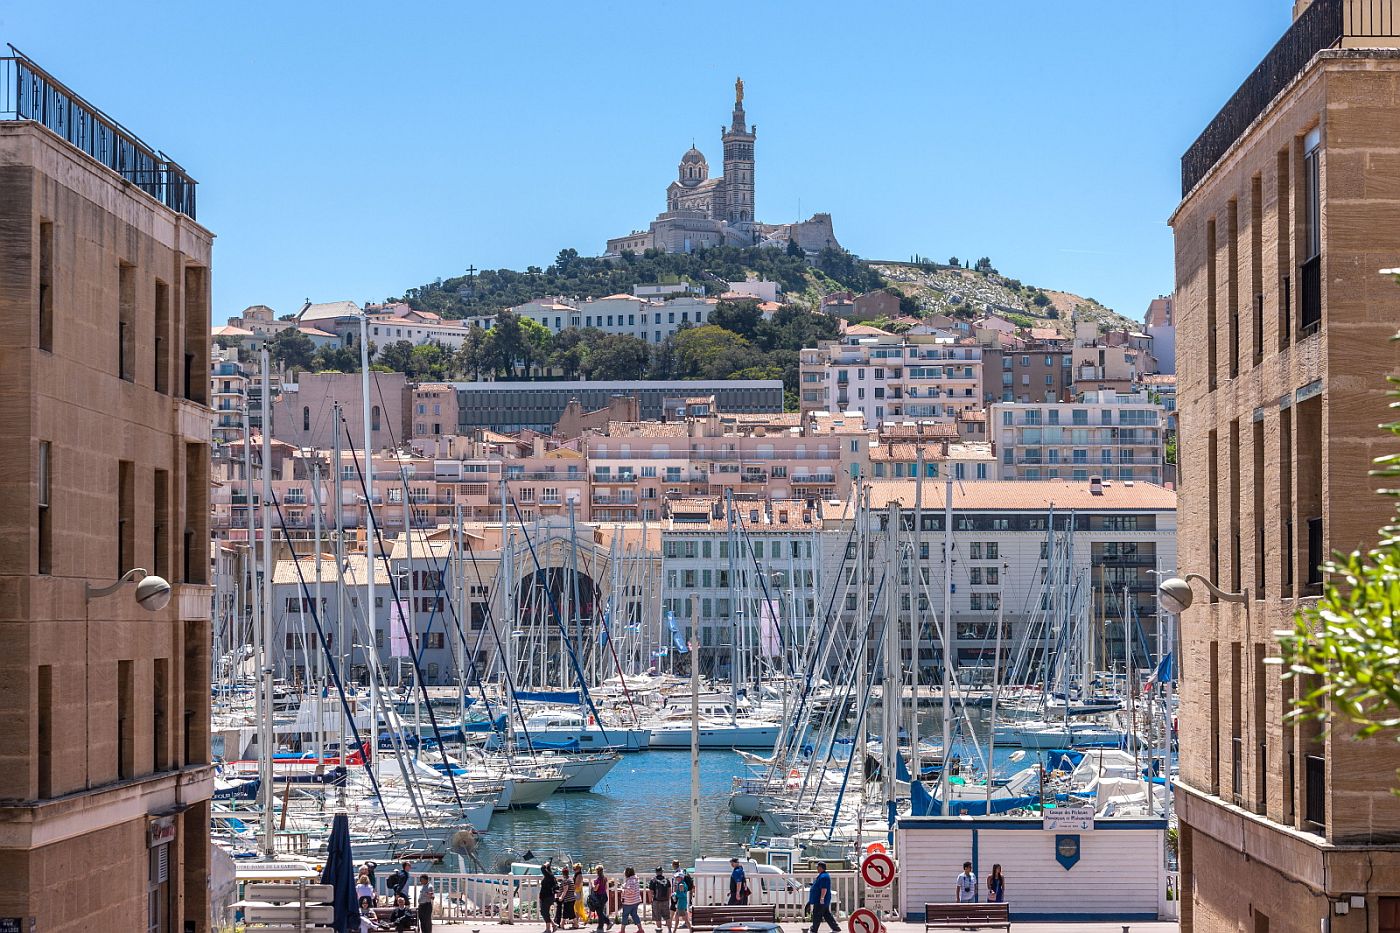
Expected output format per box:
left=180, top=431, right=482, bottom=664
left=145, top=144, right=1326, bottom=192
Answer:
left=1282, top=377, right=1400, bottom=773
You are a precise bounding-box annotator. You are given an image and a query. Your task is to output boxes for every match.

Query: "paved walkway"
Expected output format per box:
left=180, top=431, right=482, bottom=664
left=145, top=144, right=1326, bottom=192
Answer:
left=430, top=922, right=1179, bottom=933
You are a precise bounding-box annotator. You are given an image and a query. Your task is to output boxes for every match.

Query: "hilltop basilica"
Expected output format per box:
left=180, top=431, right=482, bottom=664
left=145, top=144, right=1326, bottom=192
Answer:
left=605, top=79, right=841, bottom=256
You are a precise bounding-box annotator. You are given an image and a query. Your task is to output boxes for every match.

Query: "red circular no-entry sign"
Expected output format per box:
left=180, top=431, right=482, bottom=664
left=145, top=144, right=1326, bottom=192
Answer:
left=860, top=852, right=895, bottom=888
left=848, top=907, right=881, bottom=933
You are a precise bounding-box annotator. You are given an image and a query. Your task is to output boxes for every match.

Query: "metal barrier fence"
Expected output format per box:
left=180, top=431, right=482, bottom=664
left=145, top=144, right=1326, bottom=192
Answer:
left=375, top=870, right=870, bottom=922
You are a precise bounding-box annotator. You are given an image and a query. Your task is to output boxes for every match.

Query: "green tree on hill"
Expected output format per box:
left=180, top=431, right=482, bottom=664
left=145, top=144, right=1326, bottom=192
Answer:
left=269, top=327, right=316, bottom=372
left=669, top=325, right=766, bottom=380
left=583, top=334, right=650, bottom=381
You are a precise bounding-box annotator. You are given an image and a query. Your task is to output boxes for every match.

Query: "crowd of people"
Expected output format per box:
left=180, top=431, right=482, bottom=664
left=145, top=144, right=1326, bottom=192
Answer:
left=535, top=858, right=697, bottom=933
left=338, top=854, right=1005, bottom=933
left=353, top=860, right=436, bottom=932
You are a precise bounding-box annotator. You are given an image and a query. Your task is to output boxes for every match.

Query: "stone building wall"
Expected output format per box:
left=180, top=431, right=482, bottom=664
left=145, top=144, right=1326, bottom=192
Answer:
left=1171, top=51, right=1400, bottom=932
left=0, top=120, right=214, bottom=930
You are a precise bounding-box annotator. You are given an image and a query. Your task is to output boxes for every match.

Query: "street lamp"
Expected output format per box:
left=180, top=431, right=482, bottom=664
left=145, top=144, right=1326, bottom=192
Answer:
left=85, top=568, right=172, bottom=611
left=1157, top=572, right=1246, bottom=614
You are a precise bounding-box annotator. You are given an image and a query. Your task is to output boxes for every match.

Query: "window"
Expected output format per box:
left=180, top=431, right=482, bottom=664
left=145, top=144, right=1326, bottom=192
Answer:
left=426, top=632, right=445, bottom=650
left=154, top=279, right=170, bottom=393
left=1207, top=217, right=1218, bottom=389
left=153, top=657, right=169, bottom=772
left=1228, top=198, right=1240, bottom=379
left=1300, top=128, right=1322, bottom=335
left=118, top=659, right=134, bottom=780
left=153, top=469, right=168, bottom=580
left=37, top=664, right=52, bottom=796
left=118, top=460, right=134, bottom=577
left=38, top=440, right=52, bottom=574
left=371, top=405, right=381, bottom=431
left=118, top=263, right=135, bottom=381
left=302, top=406, right=311, bottom=431
left=38, top=221, right=54, bottom=351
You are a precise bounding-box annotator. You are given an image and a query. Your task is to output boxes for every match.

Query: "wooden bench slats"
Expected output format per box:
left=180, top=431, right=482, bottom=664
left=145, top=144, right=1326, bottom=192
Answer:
left=690, top=904, right=779, bottom=930
left=923, top=902, right=1010, bottom=931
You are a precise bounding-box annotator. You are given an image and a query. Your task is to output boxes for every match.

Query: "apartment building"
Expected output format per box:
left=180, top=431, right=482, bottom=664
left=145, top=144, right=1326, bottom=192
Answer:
left=799, top=333, right=984, bottom=426
left=272, top=371, right=411, bottom=451
left=980, top=342, right=1074, bottom=404
left=1170, top=2, right=1400, bottom=928
left=513, top=293, right=719, bottom=345
left=272, top=522, right=663, bottom=688
left=211, top=350, right=251, bottom=451
left=991, top=391, right=1165, bottom=485
left=0, top=53, right=213, bottom=931
left=586, top=411, right=867, bottom=512
left=853, top=480, right=1177, bottom=679
left=658, top=498, right=838, bottom=675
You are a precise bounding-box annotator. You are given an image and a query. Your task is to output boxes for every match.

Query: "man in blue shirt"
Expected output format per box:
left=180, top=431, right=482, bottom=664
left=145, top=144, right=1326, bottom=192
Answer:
left=727, top=858, right=748, bottom=905
left=807, top=862, right=839, bottom=933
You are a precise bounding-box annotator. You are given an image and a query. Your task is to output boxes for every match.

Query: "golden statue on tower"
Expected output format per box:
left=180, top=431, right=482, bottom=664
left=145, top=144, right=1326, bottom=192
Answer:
left=735, top=76, right=744, bottom=104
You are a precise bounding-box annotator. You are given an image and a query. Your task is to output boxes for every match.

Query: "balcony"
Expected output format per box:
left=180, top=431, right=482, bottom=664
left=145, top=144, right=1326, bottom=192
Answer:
left=592, top=472, right=637, bottom=483
left=1180, top=0, right=1400, bottom=195
left=791, top=474, right=836, bottom=486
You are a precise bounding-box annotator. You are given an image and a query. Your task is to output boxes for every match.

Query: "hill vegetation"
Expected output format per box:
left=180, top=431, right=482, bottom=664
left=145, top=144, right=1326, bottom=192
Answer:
left=257, top=245, right=1145, bottom=410
left=395, top=246, right=884, bottom=319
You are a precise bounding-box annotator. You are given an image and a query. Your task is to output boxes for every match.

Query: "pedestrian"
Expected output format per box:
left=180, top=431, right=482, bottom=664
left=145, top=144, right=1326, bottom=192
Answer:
left=590, top=865, right=613, bottom=932
left=386, top=861, right=410, bottom=903
left=647, top=867, right=672, bottom=933
left=619, top=867, right=643, bottom=933
left=727, top=858, right=749, bottom=905
left=558, top=862, right=578, bottom=930
left=363, top=861, right=379, bottom=889
left=389, top=894, right=415, bottom=932
left=955, top=862, right=978, bottom=903
left=986, top=864, right=1005, bottom=904
left=573, top=864, right=588, bottom=929
left=806, top=861, right=840, bottom=933
left=669, top=862, right=691, bottom=933
left=540, top=862, right=559, bottom=933
left=417, top=874, right=435, bottom=933
left=358, top=868, right=380, bottom=902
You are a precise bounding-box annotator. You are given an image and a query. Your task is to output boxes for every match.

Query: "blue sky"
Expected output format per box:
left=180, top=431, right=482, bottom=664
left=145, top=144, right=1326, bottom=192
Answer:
left=3, top=1, right=1293, bottom=322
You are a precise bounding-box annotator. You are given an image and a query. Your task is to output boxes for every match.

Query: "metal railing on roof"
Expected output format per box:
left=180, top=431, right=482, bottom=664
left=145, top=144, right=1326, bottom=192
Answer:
left=1, top=47, right=197, bottom=219
left=1181, top=0, right=1355, bottom=195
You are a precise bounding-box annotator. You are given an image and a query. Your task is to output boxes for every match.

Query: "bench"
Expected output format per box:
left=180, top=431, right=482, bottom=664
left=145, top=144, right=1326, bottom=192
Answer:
left=923, top=902, right=1010, bottom=931
left=690, top=904, right=779, bottom=930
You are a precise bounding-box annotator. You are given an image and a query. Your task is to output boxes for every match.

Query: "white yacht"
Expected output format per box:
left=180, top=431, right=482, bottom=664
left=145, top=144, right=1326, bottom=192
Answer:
left=644, top=699, right=779, bottom=749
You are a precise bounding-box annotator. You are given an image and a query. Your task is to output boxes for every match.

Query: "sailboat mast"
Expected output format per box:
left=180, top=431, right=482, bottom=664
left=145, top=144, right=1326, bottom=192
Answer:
left=939, top=475, right=953, bottom=806
left=333, top=400, right=346, bottom=803
left=912, top=452, right=924, bottom=780
left=359, top=312, right=379, bottom=765
left=313, top=458, right=324, bottom=763
left=258, top=346, right=275, bottom=858
left=882, top=500, right=901, bottom=840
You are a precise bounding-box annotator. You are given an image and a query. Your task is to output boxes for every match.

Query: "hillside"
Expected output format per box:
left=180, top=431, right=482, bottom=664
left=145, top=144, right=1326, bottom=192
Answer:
left=870, top=260, right=1139, bottom=336
left=394, top=248, right=1141, bottom=337
left=395, top=246, right=884, bottom=319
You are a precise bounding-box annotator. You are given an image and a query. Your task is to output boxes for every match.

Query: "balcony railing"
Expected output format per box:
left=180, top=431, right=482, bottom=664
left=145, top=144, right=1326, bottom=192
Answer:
left=1179, top=0, right=1400, bottom=194
left=2, top=50, right=197, bottom=219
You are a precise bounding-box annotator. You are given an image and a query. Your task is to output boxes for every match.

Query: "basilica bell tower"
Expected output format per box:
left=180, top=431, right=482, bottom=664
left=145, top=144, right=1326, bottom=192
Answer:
left=721, top=76, right=756, bottom=226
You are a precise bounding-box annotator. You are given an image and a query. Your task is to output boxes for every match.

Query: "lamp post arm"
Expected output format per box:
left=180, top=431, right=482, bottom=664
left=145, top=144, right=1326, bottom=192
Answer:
left=85, top=568, right=149, bottom=600
left=1183, top=572, right=1247, bottom=604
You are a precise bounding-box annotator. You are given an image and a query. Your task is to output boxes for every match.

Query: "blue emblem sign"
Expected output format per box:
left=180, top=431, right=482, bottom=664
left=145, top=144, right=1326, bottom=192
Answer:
left=1054, top=834, right=1081, bottom=871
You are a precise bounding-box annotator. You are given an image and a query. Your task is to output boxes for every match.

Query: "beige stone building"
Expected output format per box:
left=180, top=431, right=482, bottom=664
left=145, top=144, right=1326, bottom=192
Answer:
left=0, top=54, right=213, bottom=931
left=1171, top=2, right=1400, bottom=929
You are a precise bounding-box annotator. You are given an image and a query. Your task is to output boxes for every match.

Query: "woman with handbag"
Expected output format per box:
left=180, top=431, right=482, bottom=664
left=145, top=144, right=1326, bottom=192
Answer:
left=590, top=865, right=614, bottom=933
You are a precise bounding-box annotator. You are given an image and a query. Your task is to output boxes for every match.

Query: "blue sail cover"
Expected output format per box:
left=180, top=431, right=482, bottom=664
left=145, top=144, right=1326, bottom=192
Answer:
left=515, top=690, right=582, bottom=704
left=1045, top=749, right=1086, bottom=772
